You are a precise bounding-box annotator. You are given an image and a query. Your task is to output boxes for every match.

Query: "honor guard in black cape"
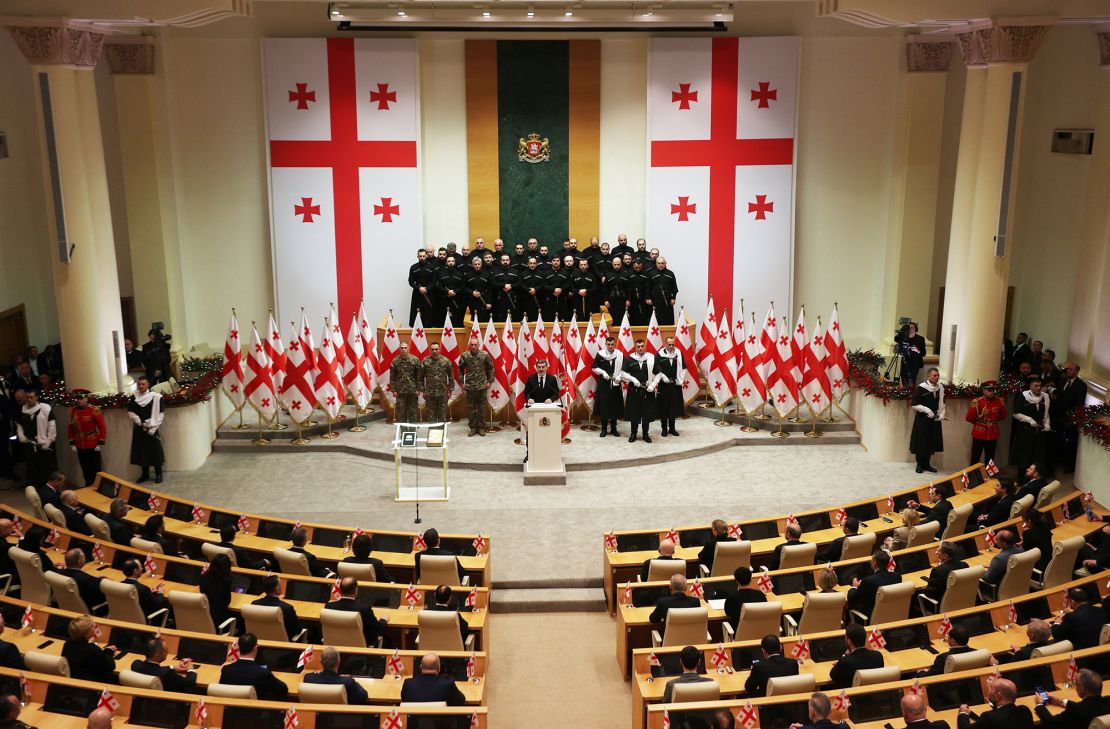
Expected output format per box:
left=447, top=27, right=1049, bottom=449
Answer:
left=591, top=336, right=624, bottom=437
left=611, top=233, right=634, bottom=260
left=407, top=249, right=436, bottom=326
left=541, top=256, right=569, bottom=322
left=422, top=246, right=441, bottom=273
left=653, top=337, right=684, bottom=436
left=491, top=238, right=506, bottom=260
left=127, top=377, right=165, bottom=483
left=632, top=237, right=652, bottom=264
left=568, top=258, right=597, bottom=321
left=1010, top=377, right=1051, bottom=476
left=491, top=254, right=521, bottom=322
left=510, top=243, right=528, bottom=272
left=621, top=340, right=656, bottom=442
left=15, top=389, right=57, bottom=486
left=520, top=257, right=545, bottom=323
left=627, top=259, right=653, bottom=326
left=582, top=236, right=604, bottom=267
left=604, top=258, right=629, bottom=319
left=909, top=367, right=944, bottom=474
left=463, top=256, right=493, bottom=323
left=650, top=257, right=680, bottom=326
left=435, top=256, right=467, bottom=327
left=469, top=237, right=490, bottom=265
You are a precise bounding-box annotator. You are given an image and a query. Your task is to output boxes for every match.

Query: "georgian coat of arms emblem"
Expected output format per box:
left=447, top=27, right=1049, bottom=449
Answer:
left=518, top=133, right=550, bottom=163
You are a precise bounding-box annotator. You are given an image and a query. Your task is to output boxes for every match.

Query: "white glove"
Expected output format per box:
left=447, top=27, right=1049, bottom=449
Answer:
left=661, top=374, right=671, bottom=384
left=70, top=445, right=77, bottom=452
left=94, top=446, right=101, bottom=452
left=647, top=382, right=657, bottom=393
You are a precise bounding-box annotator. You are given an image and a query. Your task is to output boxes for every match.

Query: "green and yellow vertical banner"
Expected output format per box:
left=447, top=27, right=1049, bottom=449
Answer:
left=465, top=40, right=600, bottom=249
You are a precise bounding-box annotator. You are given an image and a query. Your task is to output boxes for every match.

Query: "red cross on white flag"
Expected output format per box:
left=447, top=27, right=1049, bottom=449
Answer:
left=986, top=459, right=999, bottom=477
left=756, top=570, right=773, bottom=594
left=738, top=700, right=758, bottom=729
left=465, top=588, right=477, bottom=608
left=143, top=553, right=157, bottom=576
left=688, top=577, right=704, bottom=599
left=265, top=38, right=422, bottom=331
left=727, top=523, right=743, bottom=539
left=785, top=513, right=799, bottom=529
left=195, top=698, right=208, bottom=724
left=768, top=313, right=799, bottom=418
left=662, top=709, right=671, bottom=729
left=825, top=304, right=848, bottom=402
left=191, top=503, right=205, bottom=523
left=886, top=493, right=895, bottom=513
left=9, top=516, right=21, bottom=538
left=960, top=472, right=970, bottom=490
left=358, top=302, right=379, bottom=398
left=604, top=531, right=617, bottom=551
left=801, top=316, right=831, bottom=416
left=710, top=643, right=729, bottom=669
left=44, top=527, right=58, bottom=546
left=387, top=649, right=404, bottom=676
left=866, top=629, right=886, bottom=649
left=413, top=532, right=426, bottom=551
left=790, top=307, right=807, bottom=392
left=329, top=578, right=342, bottom=602
left=265, top=312, right=287, bottom=397
left=343, top=312, right=371, bottom=409
left=1066, top=655, right=1080, bottom=683
left=409, top=310, right=430, bottom=360
left=937, top=615, right=953, bottom=638
left=790, top=637, right=810, bottom=661
left=315, top=308, right=345, bottom=419
left=20, top=606, right=32, bottom=630
left=376, top=310, right=401, bottom=405
left=404, top=583, right=420, bottom=607
left=246, top=322, right=276, bottom=421
left=226, top=641, right=240, bottom=663
left=674, top=309, right=701, bottom=404
left=615, top=311, right=635, bottom=357
left=297, top=645, right=314, bottom=669
left=649, top=37, right=798, bottom=322
left=284, top=706, right=299, bottom=729
left=91, top=543, right=104, bottom=563
left=466, top=651, right=477, bottom=679
left=472, top=533, right=487, bottom=554
left=383, top=707, right=402, bottom=729
left=708, top=306, right=738, bottom=405
left=97, top=688, right=119, bottom=713
left=237, top=514, right=251, bottom=532
left=664, top=527, right=680, bottom=545
left=221, top=311, right=246, bottom=410
left=624, top=582, right=633, bottom=605
left=280, top=315, right=316, bottom=425
left=1008, top=601, right=1018, bottom=625
left=513, top=316, right=532, bottom=419
left=832, top=689, right=851, bottom=711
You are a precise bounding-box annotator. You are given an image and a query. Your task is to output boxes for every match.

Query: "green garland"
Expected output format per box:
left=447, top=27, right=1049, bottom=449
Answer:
left=846, top=349, right=1023, bottom=405
left=40, top=370, right=221, bottom=410
left=1076, top=404, right=1110, bottom=451
left=180, top=354, right=224, bottom=375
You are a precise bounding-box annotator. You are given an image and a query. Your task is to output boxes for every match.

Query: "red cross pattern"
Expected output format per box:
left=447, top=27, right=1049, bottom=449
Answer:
left=751, top=81, right=777, bottom=108
left=288, top=82, right=316, bottom=110
left=369, top=82, right=397, bottom=110
left=748, top=194, right=774, bottom=220
left=671, top=82, right=699, bottom=110
left=374, top=196, right=400, bottom=223
left=670, top=196, right=697, bottom=222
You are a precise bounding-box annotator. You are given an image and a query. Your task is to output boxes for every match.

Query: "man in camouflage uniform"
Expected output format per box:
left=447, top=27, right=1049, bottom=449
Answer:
left=457, top=335, right=495, bottom=437
left=390, top=341, right=421, bottom=423
left=420, top=342, right=455, bottom=424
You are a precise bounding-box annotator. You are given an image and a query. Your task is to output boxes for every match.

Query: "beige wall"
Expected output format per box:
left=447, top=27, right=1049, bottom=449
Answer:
left=420, top=39, right=470, bottom=248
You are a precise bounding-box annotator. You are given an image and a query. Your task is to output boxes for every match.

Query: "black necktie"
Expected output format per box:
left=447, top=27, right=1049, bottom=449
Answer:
left=540, top=375, right=545, bottom=388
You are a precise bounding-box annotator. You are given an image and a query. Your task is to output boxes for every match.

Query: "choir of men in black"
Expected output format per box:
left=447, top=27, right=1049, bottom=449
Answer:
left=407, top=235, right=679, bottom=329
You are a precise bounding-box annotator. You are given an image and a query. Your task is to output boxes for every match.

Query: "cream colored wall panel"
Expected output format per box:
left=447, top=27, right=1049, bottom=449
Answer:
left=420, top=38, right=470, bottom=248
left=599, top=38, right=647, bottom=246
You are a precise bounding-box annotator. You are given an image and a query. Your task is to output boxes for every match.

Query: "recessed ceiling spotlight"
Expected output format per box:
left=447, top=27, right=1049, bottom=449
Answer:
left=565, top=10, right=573, bottom=16
left=482, top=10, right=490, bottom=16
left=527, top=10, right=535, bottom=16
left=397, top=10, right=406, bottom=15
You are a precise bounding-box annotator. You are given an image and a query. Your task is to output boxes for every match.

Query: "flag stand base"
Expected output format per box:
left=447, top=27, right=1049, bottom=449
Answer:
left=290, top=424, right=310, bottom=446
left=562, top=438, right=572, bottom=444
left=348, top=407, right=367, bottom=433
left=232, top=409, right=252, bottom=430
left=804, top=410, right=823, bottom=438
left=580, top=415, right=600, bottom=431
left=739, top=412, right=758, bottom=433
left=321, top=418, right=339, bottom=439
left=251, top=411, right=271, bottom=446
left=770, top=417, right=789, bottom=439
left=484, top=405, right=502, bottom=433
left=714, top=404, right=732, bottom=427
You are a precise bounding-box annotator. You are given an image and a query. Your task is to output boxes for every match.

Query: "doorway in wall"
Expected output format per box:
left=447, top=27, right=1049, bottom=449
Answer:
left=0, top=305, right=29, bottom=367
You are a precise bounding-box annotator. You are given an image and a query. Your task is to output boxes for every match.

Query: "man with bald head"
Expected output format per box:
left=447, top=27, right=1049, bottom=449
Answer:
left=648, top=572, right=700, bottom=629
left=400, top=653, right=466, bottom=705
left=901, top=692, right=950, bottom=728
left=957, top=677, right=1032, bottom=728
left=87, top=706, right=114, bottom=729
left=640, top=538, right=679, bottom=582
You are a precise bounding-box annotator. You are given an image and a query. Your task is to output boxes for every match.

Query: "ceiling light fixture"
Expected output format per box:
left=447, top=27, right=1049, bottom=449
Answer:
left=482, top=10, right=490, bottom=16
left=397, top=9, right=405, bottom=15
left=565, top=10, right=573, bottom=16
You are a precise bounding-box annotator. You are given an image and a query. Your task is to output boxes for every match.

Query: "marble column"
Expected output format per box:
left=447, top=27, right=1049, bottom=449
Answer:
left=7, top=21, right=128, bottom=393
left=939, top=20, right=1052, bottom=383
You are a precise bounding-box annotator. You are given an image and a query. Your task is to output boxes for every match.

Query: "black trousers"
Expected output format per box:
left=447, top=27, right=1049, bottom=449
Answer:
left=76, top=449, right=101, bottom=486
left=969, top=438, right=997, bottom=466
left=915, top=452, right=934, bottom=469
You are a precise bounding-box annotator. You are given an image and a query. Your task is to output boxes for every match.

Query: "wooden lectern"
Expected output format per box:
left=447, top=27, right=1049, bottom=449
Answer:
left=523, top=403, right=566, bottom=485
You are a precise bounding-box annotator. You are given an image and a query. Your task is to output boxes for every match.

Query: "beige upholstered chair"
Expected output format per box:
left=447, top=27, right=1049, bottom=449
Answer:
left=321, top=607, right=369, bottom=648
left=941, top=504, right=973, bottom=540
left=119, top=669, right=163, bottom=690
left=1009, top=494, right=1035, bottom=520
left=778, top=543, right=817, bottom=570
left=1089, top=715, right=1110, bottom=729
left=840, top=533, right=877, bottom=562
left=784, top=591, right=845, bottom=635
left=907, top=521, right=941, bottom=547
left=401, top=701, right=447, bottom=707
left=979, top=548, right=1040, bottom=602
left=241, top=603, right=306, bottom=643
left=168, top=591, right=236, bottom=635
left=131, top=537, right=164, bottom=555
left=644, top=559, right=686, bottom=583
left=852, top=666, right=901, bottom=686
left=101, top=579, right=169, bottom=627
left=671, top=680, right=721, bottom=702
left=1033, top=480, right=1063, bottom=510
left=273, top=547, right=312, bottom=576
left=299, top=682, right=347, bottom=704
left=851, top=580, right=914, bottom=625
left=419, top=555, right=468, bottom=586
left=85, top=513, right=111, bottom=542
left=24, top=650, right=69, bottom=677
left=944, top=648, right=991, bottom=673
left=10, top=547, right=52, bottom=606
left=1032, top=536, right=1085, bottom=589
left=207, top=684, right=256, bottom=699
left=729, top=601, right=783, bottom=642
left=24, top=487, right=45, bottom=521
left=1101, top=624, right=1110, bottom=646
left=917, top=565, right=985, bottom=615
left=767, top=673, right=815, bottom=697
left=201, top=542, right=236, bottom=566
left=45, top=571, right=103, bottom=615
left=43, top=504, right=66, bottom=528
left=417, top=609, right=473, bottom=651
left=700, top=541, right=752, bottom=578
left=651, top=607, right=710, bottom=648
left=337, top=562, right=377, bottom=581
left=1029, top=640, right=1073, bottom=659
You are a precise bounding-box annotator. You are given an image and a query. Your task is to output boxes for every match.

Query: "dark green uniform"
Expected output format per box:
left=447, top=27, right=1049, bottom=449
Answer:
left=390, top=353, right=421, bottom=423
left=420, top=354, right=455, bottom=424
left=458, top=349, right=495, bottom=435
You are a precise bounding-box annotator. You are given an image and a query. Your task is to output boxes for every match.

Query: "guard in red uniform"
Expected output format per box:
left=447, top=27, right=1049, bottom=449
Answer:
left=68, top=389, right=106, bottom=486
left=965, top=380, right=1006, bottom=466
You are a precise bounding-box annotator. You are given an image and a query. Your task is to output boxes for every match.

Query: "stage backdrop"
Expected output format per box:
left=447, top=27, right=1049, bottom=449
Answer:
left=648, top=37, right=798, bottom=322
left=263, top=38, right=423, bottom=330
left=465, top=40, right=601, bottom=248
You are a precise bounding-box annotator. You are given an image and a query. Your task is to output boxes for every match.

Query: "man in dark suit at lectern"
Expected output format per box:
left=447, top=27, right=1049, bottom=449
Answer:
left=525, top=358, right=560, bottom=405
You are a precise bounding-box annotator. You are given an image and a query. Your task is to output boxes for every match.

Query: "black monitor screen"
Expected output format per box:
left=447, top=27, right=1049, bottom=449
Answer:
left=797, top=513, right=832, bottom=533
left=772, top=572, right=815, bottom=594
left=164, top=501, right=194, bottom=523
left=176, top=637, right=230, bottom=666
left=311, top=527, right=348, bottom=549
left=207, top=511, right=239, bottom=531
left=928, top=678, right=984, bottom=710
left=97, top=478, right=121, bottom=498
left=616, top=532, right=660, bottom=553
left=952, top=611, right=995, bottom=637
left=1064, top=496, right=1085, bottom=520
left=960, top=538, right=981, bottom=560
left=256, top=646, right=304, bottom=673
left=257, top=520, right=294, bottom=542
left=0, top=675, right=19, bottom=698
left=222, top=707, right=285, bottom=729
left=1008, top=665, right=1055, bottom=696
left=128, top=489, right=153, bottom=509
left=882, top=624, right=931, bottom=651
left=339, top=652, right=386, bottom=679
left=110, top=626, right=152, bottom=656
left=845, top=502, right=880, bottom=523
left=0, top=602, right=25, bottom=628
left=285, top=580, right=330, bottom=603
left=44, top=613, right=71, bottom=640
left=374, top=532, right=415, bottom=554
left=892, top=492, right=917, bottom=513
left=808, top=636, right=847, bottom=662
left=1016, top=596, right=1050, bottom=623
left=315, top=715, right=382, bottom=729
left=678, top=528, right=713, bottom=548
left=230, top=573, right=256, bottom=595
left=896, top=550, right=932, bottom=573
left=848, top=688, right=903, bottom=723
left=357, top=586, right=401, bottom=610
left=42, top=685, right=100, bottom=717
left=162, top=561, right=203, bottom=585
left=650, top=651, right=706, bottom=678
left=129, top=696, right=191, bottom=729
left=742, top=521, right=780, bottom=541
left=631, top=585, right=671, bottom=609
left=967, top=468, right=986, bottom=487
left=759, top=701, right=810, bottom=729
left=731, top=646, right=764, bottom=670
left=440, top=537, right=478, bottom=558
left=439, top=655, right=473, bottom=681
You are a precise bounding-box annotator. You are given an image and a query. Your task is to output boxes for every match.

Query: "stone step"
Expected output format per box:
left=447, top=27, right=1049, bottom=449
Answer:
left=689, top=403, right=858, bottom=431
left=489, top=587, right=607, bottom=613
left=494, top=577, right=603, bottom=590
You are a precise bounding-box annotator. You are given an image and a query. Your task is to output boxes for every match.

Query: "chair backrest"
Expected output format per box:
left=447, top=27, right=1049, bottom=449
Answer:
left=766, top=673, right=815, bottom=697
left=101, top=579, right=147, bottom=624
left=131, top=537, right=164, bottom=555
left=671, top=679, right=721, bottom=702
left=778, top=543, right=817, bottom=570
left=869, top=581, right=916, bottom=625
left=661, top=607, right=709, bottom=648
left=201, top=542, right=236, bottom=566
left=207, top=683, right=257, bottom=699
left=737, top=601, right=783, bottom=641
left=401, top=701, right=448, bottom=707
left=419, top=555, right=462, bottom=585
left=43, top=503, right=66, bottom=528
left=1089, top=715, right=1110, bottom=729
left=119, top=669, right=163, bottom=690
left=10, top=547, right=52, bottom=605
left=940, top=565, right=986, bottom=613
left=167, top=591, right=216, bottom=634
left=273, top=547, right=311, bottom=576
left=944, top=648, right=991, bottom=673
left=24, top=650, right=70, bottom=677
left=1039, top=536, right=1086, bottom=589
left=996, top=548, right=1040, bottom=601
left=1033, top=480, right=1062, bottom=510
left=1030, top=640, right=1073, bottom=659
left=646, top=559, right=686, bottom=583
left=299, top=682, right=348, bottom=704
left=941, top=503, right=973, bottom=540
left=24, top=487, right=45, bottom=521
left=44, top=571, right=89, bottom=614
left=839, top=533, right=877, bottom=562
left=85, top=513, right=111, bottom=542
left=417, top=609, right=464, bottom=651
left=1102, top=624, right=1110, bottom=646
left=709, top=541, right=752, bottom=577
left=1009, top=494, right=1034, bottom=520
left=797, top=591, right=846, bottom=634
left=241, top=603, right=290, bottom=642
left=852, top=665, right=901, bottom=687
left=907, top=521, right=941, bottom=548
left=337, top=562, right=377, bottom=581
left=321, top=607, right=367, bottom=648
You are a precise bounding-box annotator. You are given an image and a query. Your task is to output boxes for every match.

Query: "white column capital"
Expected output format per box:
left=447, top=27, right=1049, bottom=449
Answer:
left=3, top=19, right=106, bottom=69
left=952, top=18, right=1055, bottom=68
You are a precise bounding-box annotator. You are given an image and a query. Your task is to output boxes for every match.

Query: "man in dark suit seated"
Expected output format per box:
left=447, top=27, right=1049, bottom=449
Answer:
left=1000, top=618, right=1054, bottom=663
left=36, top=471, right=65, bottom=512
left=639, top=538, right=680, bottom=582
left=901, top=693, right=951, bottom=729
left=956, top=677, right=1033, bottom=729
left=324, top=577, right=390, bottom=648
left=343, top=533, right=391, bottom=583
left=0, top=520, right=19, bottom=587
left=400, top=653, right=466, bottom=706
left=1013, top=463, right=1048, bottom=503
left=251, top=574, right=302, bottom=640
left=59, top=490, right=93, bottom=537
left=744, top=635, right=799, bottom=697
left=723, top=566, right=767, bottom=632
left=0, top=615, right=26, bottom=670
left=847, top=550, right=900, bottom=619
left=976, top=479, right=1018, bottom=528
left=828, top=623, right=884, bottom=689
left=289, top=526, right=331, bottom=578
left=424, top=585, right=469, bottom=643
left=302, top=646, right=368, bottom=705
left=770, top=524, right=805, bottom=571
left=131, top=637, right=198, bottom=693
left=1051, top=588, right=1106, bottom=649
left=218, top=524, right=271, bottom=571
left=414, top=528, right=464, bottom=584
left=104, top=498, right=135, bottom=546
left=923, top=541, right=968, bottom=605
left=919, top=624, right=974, bottom=676
left=218, top=633, right=289, bottom=700
left=981, top=529, right=1023, bottom=590
left=59, top=548, right=105, bottom=614
left=120, top=558, right=172, bottom=623
left=648, top=573, right=700, bottom=629
left=661, top=645, right=715, bottom=703
left=1035, top=669, right=1110, bottom=728
left=817, top=517, right=860, bottom=564
left=795, top=692, right=850, bottom=729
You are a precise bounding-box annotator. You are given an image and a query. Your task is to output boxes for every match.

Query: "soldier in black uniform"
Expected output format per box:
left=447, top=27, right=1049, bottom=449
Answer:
left=611, top=234, right=634, bottom=260
left=582, top=237, right=604, bottom=267
left=464, top=257, right=493, bottom=323
left=541, top=257, right=569, bottom=322
left=491, top=254, right=521, bottom=323
left=435, top=256, right=467, bottom=327
left=650, top=257, right=680, bottom=326
left=423, top=246, right=440, bottom=272
left=626, top=259, right=653, bottom=326
left=568, top=258, right=598, bottom=321
left=536, top=245, right=551, bottom=272
left=604, top=258, right=629, bottom=319
left=525, top=238, right=540, bottom=260
left=519, top=257, right=545, bottom=323
left=653, top=337, right=684, bottom=436
left=622, top=340, right=656, bottom=443
left=632, top=238, right=651, bottom=264
left=511, top=243, right=527, bottom=269
left=408, top=249, right=436, bottom=326
left=590, top=337, right=624, bottom=437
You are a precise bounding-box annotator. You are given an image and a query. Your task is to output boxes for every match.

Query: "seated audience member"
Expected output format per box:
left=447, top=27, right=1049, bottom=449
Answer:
left=1034, top=669, right=1110, bottom=729
left=36, top=471, right=65, bottom=511
left=424, top=585, right=469, bottom=642
left=640, top=538, right=680, bottom=582
left=908, top=481, right=955, bottom=528
left=131, top=637, right=198, bottom=693
left=1014, top=462, right=1049, bottom=503
left=218, top=523, right=270, bottom=571
left=924, top=541, right=968, bottom=605
left=414, top=528, right=465, bottom=584
left=697, top=519, right=736, bottom=573
left=816, top=565, right=840, bottom=594
left=0, top=615, right=25, bottom=670
left=0, top=694, right=32, bottom=729
left=218, top=632, right=288, bottom=700
left=1051, top=588, right=1106, bottom=649
left=120, top=558, right=171, bottom=622
left=847, top=551, right=900, bottom=619
left=141, top=514, right=178, bottom=556
left=981, top=529, right=1023, bottom=588
left=1001, top=618, right=1054, bottom=663
left=744, top=635, right=799, bottom=697
left=956, top=677, right=1032, bottom=729
left=59, top=490, right=93, bottom=537
left=343, top=533, right=392, bottom=583
left=976, top=478, right=1018, bottom=527
left=723, top=567, right=766, bottom=632
left=199, top=552, right=234, bottom=629
left=104, top=498, right=135, bottom=546
left=61, top=615, right=116, bottom=683
left=901, top=692, right=951, bottom=729
left=919, top=624, right=973, bottom=676
left=770, top=525, right=806, bottom=571
left=17, top=526, right=58, bottom=573
left=828, top=623, right=884, bottom=689
left=59, top=548, right=105, bottom=613
left=648, top=573, right=700, bottom=628
left=890, top=508, right=921, bottom=551
left=710, top=709, right=737, bottom=729
left=400, top=653, right=466, bottom=706
left=251, top=574, right=302, bottom=640
left=289, top=526, right=330, bottom=578
left=661, top=645, right=715, bottom=703
left=795, top=691, right=849, bottom=729
left=303, top=646, right=368, bottom=705
left=1077, top=521, right=1110, bottom=573
left=1020, top=510, right=1055, bottom=572
left=817, top=517, right=860, bottom=564
left=324, top=577, right=390, bottom=648
left=86, top=707, right=113, bottom=729
left=0, top=521, right=19, bottom=586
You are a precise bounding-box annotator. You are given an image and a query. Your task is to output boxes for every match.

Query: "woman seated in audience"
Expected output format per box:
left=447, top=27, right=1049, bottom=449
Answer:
left=141, top=514, right=179, bottom=557
left=889, top=508, right=922, bottom=551
left=17, top=526, right=58, bottom=573
left=343, top=534, right=392, bottom=583
left=1021, top=509, right=1055, bottom=572
left=698, top=519, right=736, bottom=573
left=199, top=553, right=234, bottom=629
left=62, top=615, right=116, bottom=683
left=816, top=565, right=839, bottom=593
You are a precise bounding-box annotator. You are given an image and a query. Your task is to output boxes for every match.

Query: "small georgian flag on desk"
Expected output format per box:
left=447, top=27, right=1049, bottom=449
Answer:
left=756, top=571, right=773, bottom=594
left=727, top=523, right=743, bottom=539
left=790, top=637, right=810, bottom=661
left=297, top=645, right=313, bottom=668
left=710, top=643, right=729, bottom=669
left=192, top=503, right=205, bottom=522
left=91, top=543, right=104, bottom=563
left=866, top=628, right=886, bottom=649
left=832, top=689, right=851, bottom=711
left=20, top=606, right=33, bottom=630
left=147, top=493, right=161, bottom=512
left=604, top=531, right=617, bottom=551
left=737, top=699, right=758, bottom=729
left=937, top=615, right=953, bottom=638
left=387, top=649, right=403, bottom=676
left=985, top=460, right=999, bottom=477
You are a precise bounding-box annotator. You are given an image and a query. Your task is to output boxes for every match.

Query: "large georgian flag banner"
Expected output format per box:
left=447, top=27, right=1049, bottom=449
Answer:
left=264, top=38, right=422, bottom=330
left=648, top=37, right=799, bottom=321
